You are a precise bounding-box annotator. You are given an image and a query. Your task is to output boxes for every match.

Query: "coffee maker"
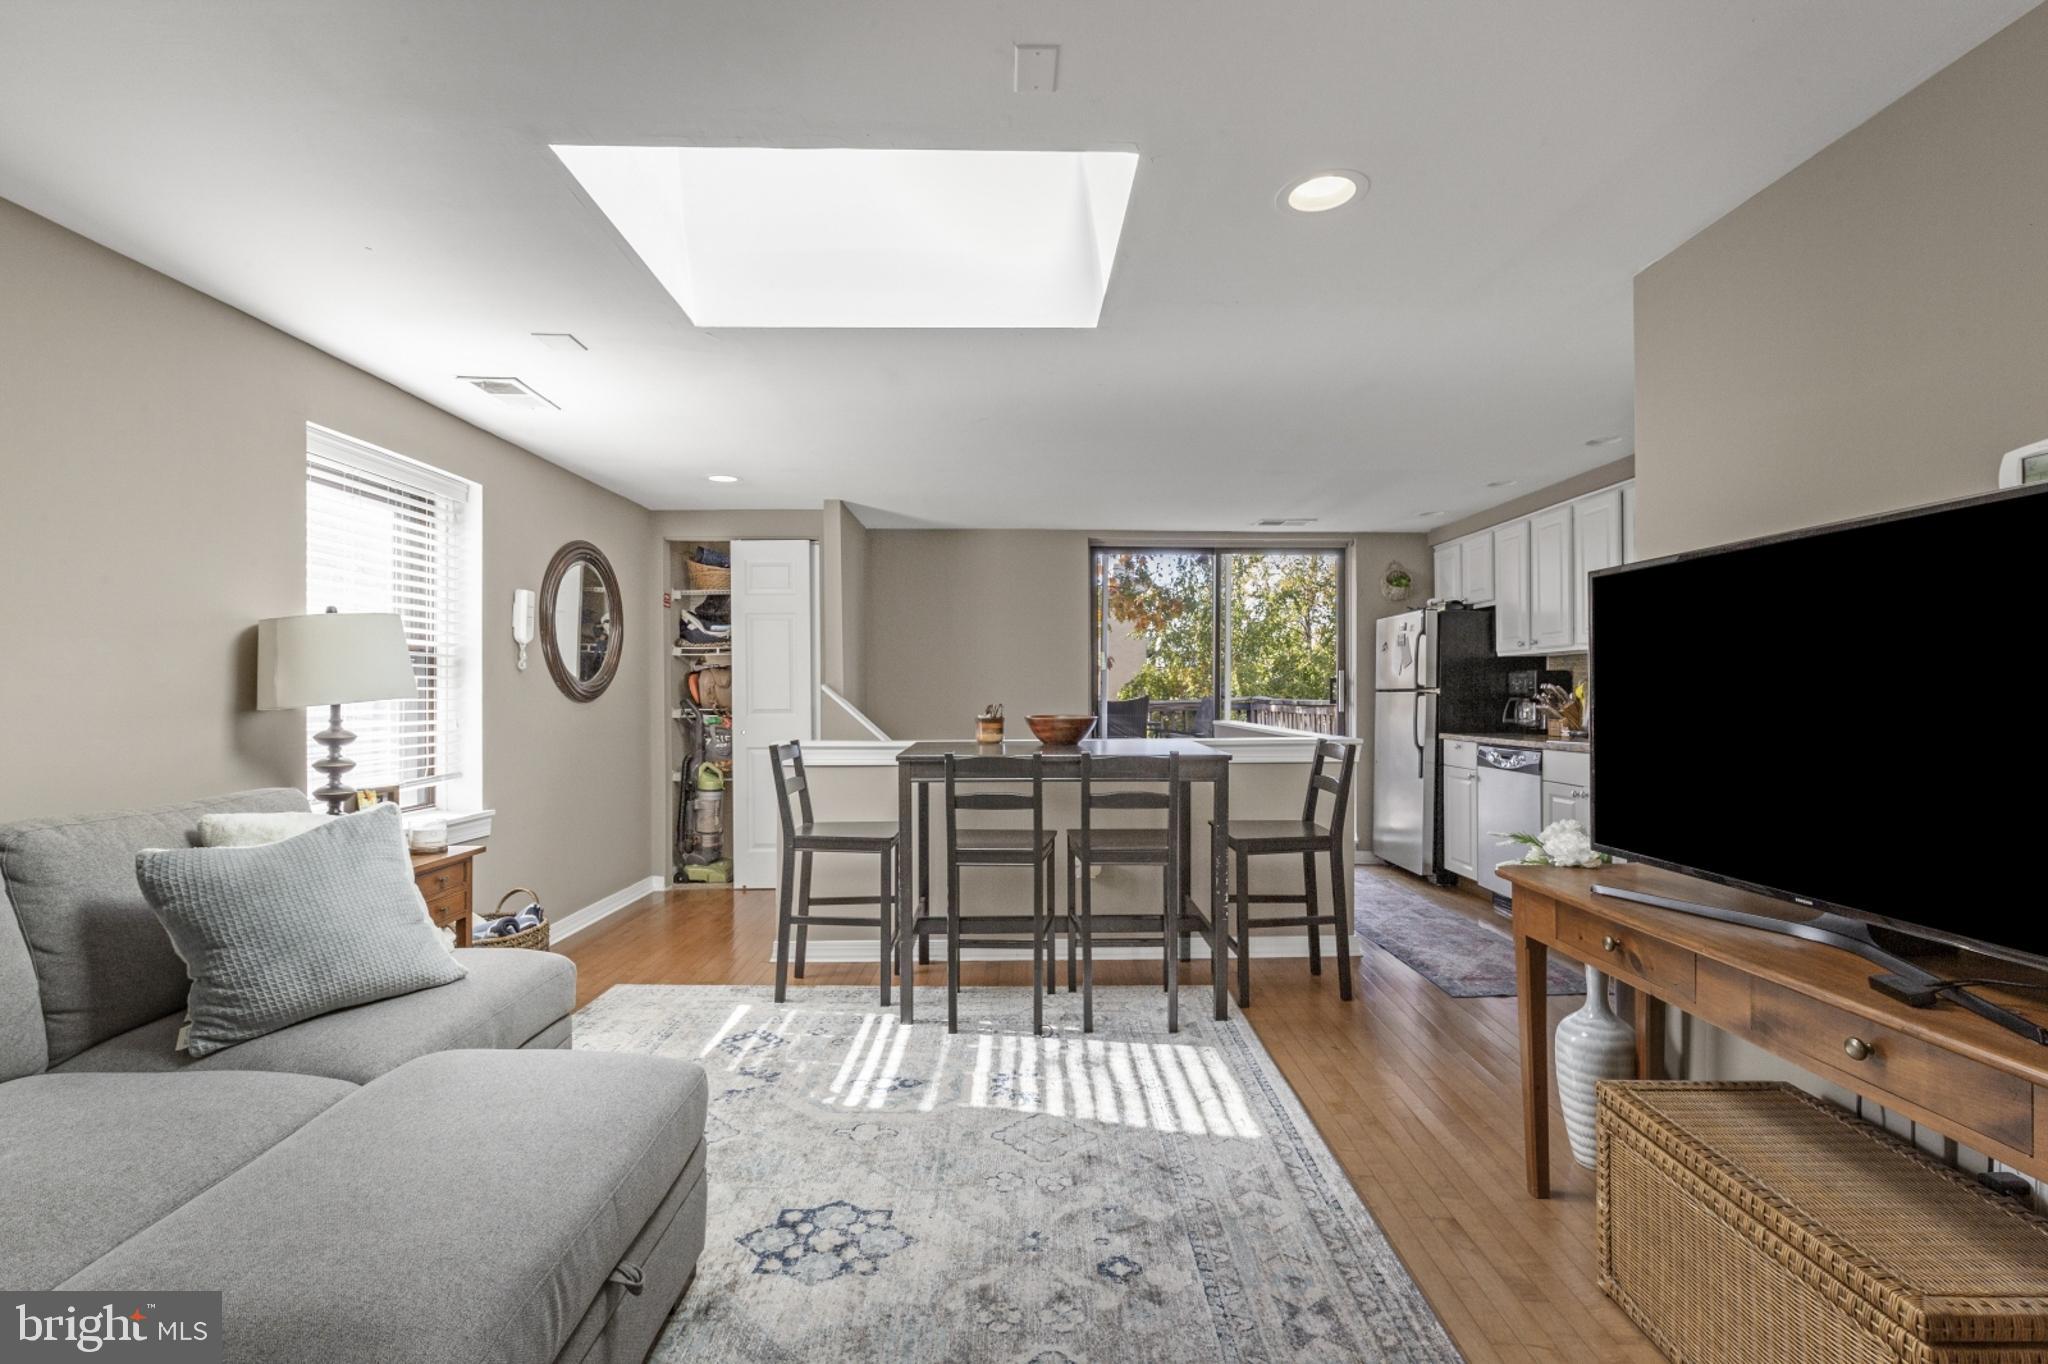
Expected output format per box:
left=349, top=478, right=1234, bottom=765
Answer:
left=1501, top=667, right=1571, bottom=732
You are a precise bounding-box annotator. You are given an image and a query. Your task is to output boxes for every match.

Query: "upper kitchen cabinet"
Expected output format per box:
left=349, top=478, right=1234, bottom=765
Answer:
left=1570, top=487, right=1624, bottom=649
left=1492, top=518, right=1532, bottom=653
left=1467, top=477, right=1634, bottom=656
left=1461, top=529, right=1495, bottom=603
left=1432, top=540, right=1464, bottom=604
left=1431, top=531, right=1495, bottom=605
left=1528, top=504, right=1574, bottom=651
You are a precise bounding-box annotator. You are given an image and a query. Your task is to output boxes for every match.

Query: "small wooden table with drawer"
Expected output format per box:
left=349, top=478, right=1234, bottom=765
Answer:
left=411, top=844, right=482, bottom=947
left=1506, top=861, right=2048, bottom=1199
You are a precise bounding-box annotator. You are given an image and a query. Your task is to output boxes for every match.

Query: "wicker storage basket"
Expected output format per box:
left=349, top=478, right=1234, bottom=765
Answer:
left=1596, top=1081, right=2048, bottom=1364
left=473, top=888, right=550, bottom=952
left=687, top=560, right=730, bottom=591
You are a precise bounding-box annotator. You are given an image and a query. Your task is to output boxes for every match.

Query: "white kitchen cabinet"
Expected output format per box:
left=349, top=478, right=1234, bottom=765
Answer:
left=1433, top=533, right=1496, bottom=605
left=1431, top=540, right=1463, bottom=604
left=1492, top=518, right=1533, bottom=654
left=1621, top=481, right=1637, bottom=563
left=1461, top=530, right=1495, bottom=603
left=1541, top=750, right=1592, bottom=832
left=1528, top=505, right=1574, bottom=651
left=1441, top=743, right=1479, bottom=880
left=1542, top=780, right=1591, bottom=830
left=1570, top=487, right=1624, bottom=649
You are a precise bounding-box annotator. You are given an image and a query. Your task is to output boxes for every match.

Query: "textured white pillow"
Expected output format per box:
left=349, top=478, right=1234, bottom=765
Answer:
left=196, top=810, right=329, bottom=848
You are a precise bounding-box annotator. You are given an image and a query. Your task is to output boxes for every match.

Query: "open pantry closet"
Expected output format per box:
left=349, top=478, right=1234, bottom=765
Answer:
left=665, top=536, right=818, bottom=891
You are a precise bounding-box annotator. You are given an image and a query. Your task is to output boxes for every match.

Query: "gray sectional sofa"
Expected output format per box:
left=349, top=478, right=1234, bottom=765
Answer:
left=0, top=788, right=708, bottom=1364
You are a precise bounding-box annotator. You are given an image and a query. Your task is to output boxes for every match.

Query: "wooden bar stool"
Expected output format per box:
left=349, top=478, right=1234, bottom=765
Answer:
left=769, top=742, right=899, bottom=1006
left=1213, top=737, right=1358, bottom=1006
left=1065, top=751, right=1183, bottom=1032
left=941, top=753, right=1057, bottom=1035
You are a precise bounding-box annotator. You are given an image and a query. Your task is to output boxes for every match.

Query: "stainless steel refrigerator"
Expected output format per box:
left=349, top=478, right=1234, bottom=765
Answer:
left=1371, top=605, right=1513, bottom=877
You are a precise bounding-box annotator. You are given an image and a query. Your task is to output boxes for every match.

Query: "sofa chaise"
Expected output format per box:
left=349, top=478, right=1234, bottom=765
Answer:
left=0, top=788, right=707, bottom=1364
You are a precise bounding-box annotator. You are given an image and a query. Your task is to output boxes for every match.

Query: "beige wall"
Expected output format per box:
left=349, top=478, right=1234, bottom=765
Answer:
left=1631, top=7, right=2047, bottom=1126
left=0, top=196, right=656, bottom=915
left=860, top=528, right=1431, bottom=844
left=1634, top=5, right=2048, bottom=559
left=863, top=530, right=1091, bottom=740
left=819, top=499, right=869, bottom=712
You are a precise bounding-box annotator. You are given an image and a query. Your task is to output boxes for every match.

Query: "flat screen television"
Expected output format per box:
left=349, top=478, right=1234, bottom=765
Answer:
left=1589, top=483, right=2048, bottom=971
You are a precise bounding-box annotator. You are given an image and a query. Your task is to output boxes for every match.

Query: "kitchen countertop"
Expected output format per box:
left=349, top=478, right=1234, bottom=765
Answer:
left=1440, top=731, right=1590, bottom=754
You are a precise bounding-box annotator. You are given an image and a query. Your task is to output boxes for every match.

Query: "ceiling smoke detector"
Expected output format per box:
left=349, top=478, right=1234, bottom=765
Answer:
left=1255, top=517, right=1318, bottom=527
left=457, top=376, right=558, bottom=411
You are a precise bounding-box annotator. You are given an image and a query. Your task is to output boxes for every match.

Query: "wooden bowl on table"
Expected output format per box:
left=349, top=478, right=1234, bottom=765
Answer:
left=1025, top=714, right=1096, bottom=746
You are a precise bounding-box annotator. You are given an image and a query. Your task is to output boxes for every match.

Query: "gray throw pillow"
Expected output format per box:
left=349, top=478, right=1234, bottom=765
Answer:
left=136, top=803, right=467, bottom=1056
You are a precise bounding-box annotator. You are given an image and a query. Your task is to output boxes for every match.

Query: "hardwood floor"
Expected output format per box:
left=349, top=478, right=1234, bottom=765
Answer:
left=560, top=867, right=1663, bottom=1364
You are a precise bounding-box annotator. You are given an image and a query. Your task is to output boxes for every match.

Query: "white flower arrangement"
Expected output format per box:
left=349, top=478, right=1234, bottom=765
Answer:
left=1495, top=819, right=1611, bottom=869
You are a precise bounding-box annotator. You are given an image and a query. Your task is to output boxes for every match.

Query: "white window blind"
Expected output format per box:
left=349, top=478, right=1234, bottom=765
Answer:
left=305, top=426, right=475, bottom=809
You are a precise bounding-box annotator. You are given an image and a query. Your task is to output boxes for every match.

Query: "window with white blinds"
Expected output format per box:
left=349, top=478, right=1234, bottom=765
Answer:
left=305, top=425, right=479, bottom=811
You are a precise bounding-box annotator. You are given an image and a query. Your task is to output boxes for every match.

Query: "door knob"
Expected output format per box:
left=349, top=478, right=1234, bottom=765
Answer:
left=1843, top=1037, right=1872, bottom=1062
left=1602, top=935, right=1620, bottom=953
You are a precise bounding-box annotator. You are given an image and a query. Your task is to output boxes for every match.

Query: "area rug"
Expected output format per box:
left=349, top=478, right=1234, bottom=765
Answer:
left=574, top=984, right=1464, bottom=1363
left=1353, top=869, right=1584, bottom=998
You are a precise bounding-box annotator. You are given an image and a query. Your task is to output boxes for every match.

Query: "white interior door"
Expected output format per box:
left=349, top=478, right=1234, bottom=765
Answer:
left=731, top=539, right=817, bottom=888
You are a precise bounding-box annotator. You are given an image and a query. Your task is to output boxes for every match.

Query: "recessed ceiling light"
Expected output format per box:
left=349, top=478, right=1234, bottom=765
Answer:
left=1283, top=171, right=1367, bottom=213
left=532, top=332, right=587, bottom=352
left=552, top=146, right=1139, bottom=328
left=706, top=474, right=740, bottom=484
left=1484, top=478, right=1519, bottom=489
left=1416, top=509, right=1445, bottom=518
left=1585, top=434, right=1624, bottom=447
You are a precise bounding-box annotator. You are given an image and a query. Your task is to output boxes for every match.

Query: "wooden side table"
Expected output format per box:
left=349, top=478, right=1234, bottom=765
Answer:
left=412, top=844, right=482, bottom=947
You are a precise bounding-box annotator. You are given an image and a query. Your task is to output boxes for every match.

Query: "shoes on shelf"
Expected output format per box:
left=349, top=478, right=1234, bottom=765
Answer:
left=677, top=609, right=731, bottom=646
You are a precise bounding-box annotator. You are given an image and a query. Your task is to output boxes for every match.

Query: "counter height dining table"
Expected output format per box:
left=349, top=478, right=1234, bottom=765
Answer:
left=892, top=738, right=1233, bottom=1029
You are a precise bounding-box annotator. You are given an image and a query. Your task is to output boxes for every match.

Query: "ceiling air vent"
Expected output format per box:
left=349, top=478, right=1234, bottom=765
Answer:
left=1255, top=517, right=1318, bottom=527
left=457, top=376, right=558, bottom=411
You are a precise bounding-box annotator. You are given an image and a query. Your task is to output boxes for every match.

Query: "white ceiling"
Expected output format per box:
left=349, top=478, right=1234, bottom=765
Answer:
left=0, top=1, right=2033, bottom=529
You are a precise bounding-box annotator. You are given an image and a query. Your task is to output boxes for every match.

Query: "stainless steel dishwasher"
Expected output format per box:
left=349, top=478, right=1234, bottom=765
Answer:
left=1474, top=744, right=1542, bottom=906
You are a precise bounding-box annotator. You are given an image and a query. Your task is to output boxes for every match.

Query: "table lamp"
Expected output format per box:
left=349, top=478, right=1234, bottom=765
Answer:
left=257, top=607, right=419, bottom=814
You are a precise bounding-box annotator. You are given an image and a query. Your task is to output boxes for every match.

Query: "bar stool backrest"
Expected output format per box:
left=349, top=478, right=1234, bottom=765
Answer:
left=768, top=741, right=814, bottom=840
left=1077, top=752, right=1180, bottom=849
left=943, top=752, right=1045, bottom=858
left=1301, top=738, right=1358, bottom=835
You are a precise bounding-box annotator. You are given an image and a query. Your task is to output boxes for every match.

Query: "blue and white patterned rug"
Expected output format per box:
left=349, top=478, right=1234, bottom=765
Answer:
left=574, top=984, right=1463, bottom=1363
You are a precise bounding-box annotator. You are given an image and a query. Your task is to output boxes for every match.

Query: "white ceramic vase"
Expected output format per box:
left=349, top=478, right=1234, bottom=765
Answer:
left=1553, top=965, right=1638, bottom=1168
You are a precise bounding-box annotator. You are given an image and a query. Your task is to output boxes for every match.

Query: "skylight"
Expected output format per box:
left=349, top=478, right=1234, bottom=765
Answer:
left=552, top=146, right=1139, bottom=329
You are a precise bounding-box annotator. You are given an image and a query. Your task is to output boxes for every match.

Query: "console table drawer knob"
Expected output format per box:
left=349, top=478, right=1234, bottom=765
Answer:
left=1843, top=1037, right=1872, bottom=1062
left=1602, top=935, right=1621, bottom=953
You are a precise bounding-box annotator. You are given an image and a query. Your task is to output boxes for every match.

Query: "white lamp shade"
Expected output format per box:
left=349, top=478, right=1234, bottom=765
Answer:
left=257, top=612, right=419, bottom=710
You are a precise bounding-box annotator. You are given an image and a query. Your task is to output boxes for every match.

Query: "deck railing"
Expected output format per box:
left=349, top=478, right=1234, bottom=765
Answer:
left=1132, top=696, right=1343, bottom=737
left=1228, top=696, right=1343, bottom=735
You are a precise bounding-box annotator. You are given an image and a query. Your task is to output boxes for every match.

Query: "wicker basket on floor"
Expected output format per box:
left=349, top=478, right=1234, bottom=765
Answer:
left=687, top=560, right=730, bottom=591
left=473, top=888, right=550, bottom=952
left=1596, top=1081, right=2048, bottom=1364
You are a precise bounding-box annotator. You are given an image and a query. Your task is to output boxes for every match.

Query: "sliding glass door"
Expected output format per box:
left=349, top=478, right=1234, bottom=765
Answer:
left=1092, top=546, right=1345, bottom=737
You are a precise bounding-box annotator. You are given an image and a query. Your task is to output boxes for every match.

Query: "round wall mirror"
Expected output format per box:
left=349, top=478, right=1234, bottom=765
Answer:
left=540, top=541, right=623, bottom=701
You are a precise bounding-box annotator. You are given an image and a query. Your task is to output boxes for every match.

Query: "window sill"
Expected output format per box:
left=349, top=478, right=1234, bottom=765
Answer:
left=405, top=807, right=494, bottom=844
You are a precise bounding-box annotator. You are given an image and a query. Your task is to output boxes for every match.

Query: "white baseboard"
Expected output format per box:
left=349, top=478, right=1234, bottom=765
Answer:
left=551, top=875, right=666, bottom=943
left=770, top=933, right=1340, bottom=964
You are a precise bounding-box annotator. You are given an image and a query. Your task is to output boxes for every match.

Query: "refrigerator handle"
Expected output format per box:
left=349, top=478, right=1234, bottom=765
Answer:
left=1414, top=693, right=1429, bottom=778
left=1414, top=629, right=1432, bottom=691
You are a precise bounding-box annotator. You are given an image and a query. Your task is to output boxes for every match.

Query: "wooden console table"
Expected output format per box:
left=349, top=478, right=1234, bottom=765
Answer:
left=1507, top=861, right=2048, bottom=1198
